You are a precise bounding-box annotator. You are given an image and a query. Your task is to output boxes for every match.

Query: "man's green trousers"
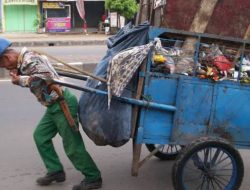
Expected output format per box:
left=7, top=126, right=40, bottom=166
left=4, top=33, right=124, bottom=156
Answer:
left=33, top=88, right=101, bottom=182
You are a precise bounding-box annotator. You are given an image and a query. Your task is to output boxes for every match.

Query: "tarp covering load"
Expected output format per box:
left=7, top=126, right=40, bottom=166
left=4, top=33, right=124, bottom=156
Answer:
left=107, top=42, right=154, bottom=108
left=79, top=22, right=150, bottom=147
left=107, top=38, right=172, bottom=107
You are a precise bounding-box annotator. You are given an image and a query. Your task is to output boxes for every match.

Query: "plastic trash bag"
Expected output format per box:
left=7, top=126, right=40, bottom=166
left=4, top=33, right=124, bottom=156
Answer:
left=79, top=22, right=150, bottom=147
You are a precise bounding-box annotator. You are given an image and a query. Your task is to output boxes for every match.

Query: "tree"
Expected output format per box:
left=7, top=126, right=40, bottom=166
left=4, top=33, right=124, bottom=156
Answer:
left=105, top=0, right=139, bottom=20
left=33, top=13, right=46, bottom=33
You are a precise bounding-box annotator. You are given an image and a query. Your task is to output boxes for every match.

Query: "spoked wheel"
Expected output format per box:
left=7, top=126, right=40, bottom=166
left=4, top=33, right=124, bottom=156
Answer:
left=172, top=137, right=244, bottom=190
left=146, top=144, right=184, bottom=160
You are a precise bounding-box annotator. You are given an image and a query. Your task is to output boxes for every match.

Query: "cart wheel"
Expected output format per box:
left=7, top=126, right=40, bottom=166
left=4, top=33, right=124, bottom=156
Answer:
left=146, top=144, right=184, bottom=160
left=172, top=137, right=244, bottom=190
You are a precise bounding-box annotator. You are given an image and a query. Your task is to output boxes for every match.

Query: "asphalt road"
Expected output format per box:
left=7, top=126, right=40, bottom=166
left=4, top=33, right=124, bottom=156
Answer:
left=19, top=45, right=108, bottom=64
left=2, top=79, right=250, bottom=190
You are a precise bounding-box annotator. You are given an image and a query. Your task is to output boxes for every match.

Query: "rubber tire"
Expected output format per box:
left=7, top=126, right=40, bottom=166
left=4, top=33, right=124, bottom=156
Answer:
left=146, top=144, right=184, bottom=160
left=172, top=137, right=244, bottom=190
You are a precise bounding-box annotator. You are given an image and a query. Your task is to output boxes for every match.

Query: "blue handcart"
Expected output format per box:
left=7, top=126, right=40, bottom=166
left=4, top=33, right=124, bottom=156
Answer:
left=57, top=27, right=250, bottom=190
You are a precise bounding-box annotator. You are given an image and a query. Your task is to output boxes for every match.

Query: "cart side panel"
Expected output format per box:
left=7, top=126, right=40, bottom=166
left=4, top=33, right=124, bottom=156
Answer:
left=212, top=83, right=250, bottom=147
left=136, top=77, right=177, bottom=145
left=171, top=78, right=214, bottom=143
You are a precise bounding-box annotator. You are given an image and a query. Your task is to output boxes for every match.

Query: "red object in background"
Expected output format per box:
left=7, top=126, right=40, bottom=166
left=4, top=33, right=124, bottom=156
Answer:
left=213, top=56, right=233, bottom=71
left=83, top=22, right=87, bottom=30
left=83, top=20, right=87, bottom=33
left=101, top=14, right=107, bottom=22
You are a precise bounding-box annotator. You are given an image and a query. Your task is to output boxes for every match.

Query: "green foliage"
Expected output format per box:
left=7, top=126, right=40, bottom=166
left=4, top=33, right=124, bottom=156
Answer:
left=105, top=0, right=139, bottom=19
left=33, top=18, right=40, bottom=28
left=33, top=14, right=46, bottom=28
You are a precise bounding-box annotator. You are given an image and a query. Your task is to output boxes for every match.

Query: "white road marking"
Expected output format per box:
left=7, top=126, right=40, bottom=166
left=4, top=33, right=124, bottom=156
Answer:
left=0, top=79, right=11, bottom=82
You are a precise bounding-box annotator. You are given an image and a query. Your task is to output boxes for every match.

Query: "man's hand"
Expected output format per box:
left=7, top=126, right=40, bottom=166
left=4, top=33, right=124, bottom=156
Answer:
left=9, top=71, right=20, bottom=85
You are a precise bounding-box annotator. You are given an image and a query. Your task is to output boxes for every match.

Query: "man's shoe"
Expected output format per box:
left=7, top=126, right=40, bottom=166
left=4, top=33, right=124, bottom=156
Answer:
left=72, top=178, right=102, bottom=190
left=36, top=171, right=66, bottom=186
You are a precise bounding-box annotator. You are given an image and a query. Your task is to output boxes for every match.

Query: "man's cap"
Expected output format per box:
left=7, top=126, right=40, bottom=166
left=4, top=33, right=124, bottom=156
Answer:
left=0, top=37, right=11, bottom=56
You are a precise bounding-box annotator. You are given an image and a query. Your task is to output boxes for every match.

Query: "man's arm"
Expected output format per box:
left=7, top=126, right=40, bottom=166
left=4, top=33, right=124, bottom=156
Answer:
left=10, top=71, right=31, bottom=87
left=11, top=71, right=78, bottom=131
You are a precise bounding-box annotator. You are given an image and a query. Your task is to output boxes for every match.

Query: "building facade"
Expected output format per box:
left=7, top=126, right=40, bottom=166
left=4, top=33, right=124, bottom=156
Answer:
left=40, top=0, right=105, bottom=32
left=1, top=0, right=105, bottom=33
left=3, top=0, right=38, bottom=32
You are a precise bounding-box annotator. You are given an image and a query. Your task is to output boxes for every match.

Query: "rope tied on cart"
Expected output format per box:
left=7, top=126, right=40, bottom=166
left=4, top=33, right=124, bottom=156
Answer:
left=31, top=49, right=107, bottom=83
left=30, top=49, right=153, bottom=103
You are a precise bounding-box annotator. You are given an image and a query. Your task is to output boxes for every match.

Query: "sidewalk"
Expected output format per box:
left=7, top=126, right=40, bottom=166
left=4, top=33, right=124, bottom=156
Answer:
left=0, top=32, right=109, bottom=47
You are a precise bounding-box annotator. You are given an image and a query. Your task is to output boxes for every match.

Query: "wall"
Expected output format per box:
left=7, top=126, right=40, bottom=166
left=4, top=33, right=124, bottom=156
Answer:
left=163, top=0, right=250, bottom=38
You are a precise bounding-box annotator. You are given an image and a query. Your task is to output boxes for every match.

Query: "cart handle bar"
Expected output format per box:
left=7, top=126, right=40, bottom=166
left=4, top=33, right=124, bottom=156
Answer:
left=54, top=79, right=177, bottom=112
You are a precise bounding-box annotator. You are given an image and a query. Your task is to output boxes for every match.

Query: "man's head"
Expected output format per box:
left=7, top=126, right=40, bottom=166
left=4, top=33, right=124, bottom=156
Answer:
left=0, top=38, right=19, bottom=70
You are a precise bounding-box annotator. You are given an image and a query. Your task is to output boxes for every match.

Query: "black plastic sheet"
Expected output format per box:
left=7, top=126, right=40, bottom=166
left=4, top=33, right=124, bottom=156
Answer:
left=79, top=22, right=150, bottom=147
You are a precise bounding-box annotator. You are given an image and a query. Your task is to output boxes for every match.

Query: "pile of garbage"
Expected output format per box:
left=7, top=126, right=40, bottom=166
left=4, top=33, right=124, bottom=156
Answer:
left=197, top=44, right=234, bottom=81
left=151, top=39, right=184, bottom=74
left=150, top=39, right=250, bottom=83
left=235, top=55, right=250, bottom=83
